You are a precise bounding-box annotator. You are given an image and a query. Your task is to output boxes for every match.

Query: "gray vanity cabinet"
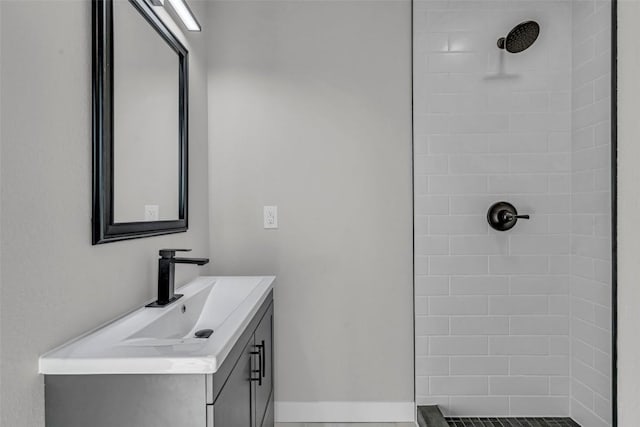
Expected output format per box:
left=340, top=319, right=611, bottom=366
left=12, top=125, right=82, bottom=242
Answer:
left=212, top=300, right=274, bottom=427
left=45, top=292, right=274, bottom=427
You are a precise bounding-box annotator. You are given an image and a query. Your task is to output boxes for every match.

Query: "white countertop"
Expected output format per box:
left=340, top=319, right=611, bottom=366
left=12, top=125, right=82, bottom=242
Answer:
left=39, top=276, right=275, bottom=375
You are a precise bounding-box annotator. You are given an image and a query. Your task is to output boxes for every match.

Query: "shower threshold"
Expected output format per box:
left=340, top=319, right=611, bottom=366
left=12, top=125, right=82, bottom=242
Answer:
left=417, top=406, right=581, bottom=427
left=446, top=417, right=580, bottom=426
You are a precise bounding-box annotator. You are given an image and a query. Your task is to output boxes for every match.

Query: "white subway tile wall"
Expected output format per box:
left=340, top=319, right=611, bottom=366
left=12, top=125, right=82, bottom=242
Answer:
left=413, top=0, right=611, bottom=422
left=570, top=1, right=612, bottom=426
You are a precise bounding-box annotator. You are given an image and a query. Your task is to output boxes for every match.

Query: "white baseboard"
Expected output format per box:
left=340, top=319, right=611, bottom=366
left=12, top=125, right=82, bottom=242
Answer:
left=275, top=401, right=416, bottom=423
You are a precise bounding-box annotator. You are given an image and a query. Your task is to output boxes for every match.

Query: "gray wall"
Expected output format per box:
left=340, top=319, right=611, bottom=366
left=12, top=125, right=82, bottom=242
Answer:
left=617, top=0, right=640, bottom=424
left=0, top=0, right=3, bottom=420
left=206, top=0, right=414, bottom=413
left=0, top=1, right=210, bottom=426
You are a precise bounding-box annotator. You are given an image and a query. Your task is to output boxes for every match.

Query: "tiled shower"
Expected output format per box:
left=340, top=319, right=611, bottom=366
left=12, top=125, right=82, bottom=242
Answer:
left=413, top=0, right=612, bottom=425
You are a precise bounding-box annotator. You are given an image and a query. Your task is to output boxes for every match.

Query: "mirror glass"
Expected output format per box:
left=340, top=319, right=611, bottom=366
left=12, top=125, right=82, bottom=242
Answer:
left=112, top=0, right=180, bottom=222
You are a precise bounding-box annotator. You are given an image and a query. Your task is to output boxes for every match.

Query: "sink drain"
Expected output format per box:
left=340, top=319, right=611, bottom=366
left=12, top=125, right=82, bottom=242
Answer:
left=195, top=329, right=213, bottom=339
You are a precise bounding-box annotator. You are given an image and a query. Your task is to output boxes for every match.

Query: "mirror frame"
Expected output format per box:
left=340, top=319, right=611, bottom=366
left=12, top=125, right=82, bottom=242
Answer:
left=92, top=0, right=189, bottom=245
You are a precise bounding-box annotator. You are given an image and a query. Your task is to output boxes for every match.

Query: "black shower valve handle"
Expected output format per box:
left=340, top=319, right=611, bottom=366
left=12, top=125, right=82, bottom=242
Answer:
left=488, top=201, right=530, bottom=231
left=500, top=211, right=530, bottom=222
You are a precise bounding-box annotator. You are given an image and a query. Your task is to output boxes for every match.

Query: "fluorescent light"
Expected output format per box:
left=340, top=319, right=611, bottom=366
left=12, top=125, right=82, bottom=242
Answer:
left=166, top=0, right=201, bottom=32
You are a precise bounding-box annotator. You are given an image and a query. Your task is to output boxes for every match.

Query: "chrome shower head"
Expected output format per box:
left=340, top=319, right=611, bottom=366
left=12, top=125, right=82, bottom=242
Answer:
left=497, top=21, right=540, bottom=53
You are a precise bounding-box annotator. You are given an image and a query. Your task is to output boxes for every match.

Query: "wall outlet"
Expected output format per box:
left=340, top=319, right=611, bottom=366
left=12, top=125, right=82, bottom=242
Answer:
left=264, top=206, right=278, bottom=229
left=144, top=205, right=159, bottom=221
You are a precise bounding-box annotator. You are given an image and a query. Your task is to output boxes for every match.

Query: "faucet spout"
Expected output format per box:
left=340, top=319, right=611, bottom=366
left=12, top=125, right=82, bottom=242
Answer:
left=172, top=257, right=210, bottom=266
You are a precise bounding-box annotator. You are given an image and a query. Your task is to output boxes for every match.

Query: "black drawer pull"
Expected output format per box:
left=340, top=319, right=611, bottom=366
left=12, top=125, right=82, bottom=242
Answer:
left=256, top=341, right=266, bottom=378
left=250, top=350, right=262, bottom=385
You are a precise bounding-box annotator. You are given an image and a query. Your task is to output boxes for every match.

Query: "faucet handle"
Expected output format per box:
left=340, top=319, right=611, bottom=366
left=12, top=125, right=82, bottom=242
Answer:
left=159, top=248, right=192, bottom=258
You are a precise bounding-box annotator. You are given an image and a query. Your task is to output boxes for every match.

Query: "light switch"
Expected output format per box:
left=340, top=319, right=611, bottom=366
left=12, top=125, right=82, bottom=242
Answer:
left=264, top=206, right=278, bottom=229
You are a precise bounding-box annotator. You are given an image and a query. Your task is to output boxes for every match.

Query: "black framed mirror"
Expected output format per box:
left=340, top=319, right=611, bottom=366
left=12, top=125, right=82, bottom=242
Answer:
left=92, top=0, right=189, bottom=244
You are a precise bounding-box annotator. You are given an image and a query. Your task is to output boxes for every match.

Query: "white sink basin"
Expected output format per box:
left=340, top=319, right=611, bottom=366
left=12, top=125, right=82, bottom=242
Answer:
left=39, top=276, right=275, bottom=375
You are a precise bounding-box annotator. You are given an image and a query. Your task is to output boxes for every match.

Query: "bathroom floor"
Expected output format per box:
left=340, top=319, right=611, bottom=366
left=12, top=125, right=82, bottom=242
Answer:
left=445, top=418, right=580, bottom=427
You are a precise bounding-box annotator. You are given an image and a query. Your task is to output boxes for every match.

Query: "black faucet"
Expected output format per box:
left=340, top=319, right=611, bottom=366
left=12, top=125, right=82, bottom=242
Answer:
left=146, top=249, right=210, bottom=307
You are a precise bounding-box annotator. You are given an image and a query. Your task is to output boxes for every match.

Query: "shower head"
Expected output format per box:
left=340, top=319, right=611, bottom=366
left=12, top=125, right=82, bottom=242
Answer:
left=497, top=21, right=540, bottom=53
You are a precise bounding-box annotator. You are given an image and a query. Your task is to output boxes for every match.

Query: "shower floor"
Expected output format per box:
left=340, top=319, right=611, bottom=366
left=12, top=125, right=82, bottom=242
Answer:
left=445, top=418, right=580, bottom=427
